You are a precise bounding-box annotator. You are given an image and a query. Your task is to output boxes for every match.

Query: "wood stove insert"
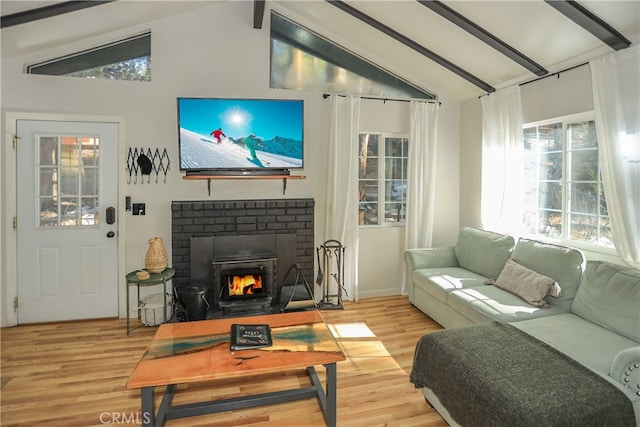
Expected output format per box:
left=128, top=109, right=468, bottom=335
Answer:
left=189, top=234, right=298, bottom=318
left=213, top=257, right=276, bottom=316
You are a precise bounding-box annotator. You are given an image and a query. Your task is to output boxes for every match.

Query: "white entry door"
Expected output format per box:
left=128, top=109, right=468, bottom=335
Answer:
left=16, top=120, right=119, bottom=323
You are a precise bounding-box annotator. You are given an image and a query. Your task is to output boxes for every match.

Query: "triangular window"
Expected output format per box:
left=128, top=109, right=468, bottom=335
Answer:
left=27, top=32, right=150, bottom=82
left=270, top=12, right=435, bottom=100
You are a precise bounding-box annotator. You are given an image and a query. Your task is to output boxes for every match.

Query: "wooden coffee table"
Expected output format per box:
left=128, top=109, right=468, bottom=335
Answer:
left=126, top=310, right=345, bottom=426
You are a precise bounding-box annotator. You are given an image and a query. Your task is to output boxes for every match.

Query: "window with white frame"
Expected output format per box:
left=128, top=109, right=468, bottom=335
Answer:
left=270, top=12, right=435, bottom=100
left=523, top=113, right=613, bottom=249
left=358, top=133, right=408, bottom=226
left=27, top=32, right=150, bottom=82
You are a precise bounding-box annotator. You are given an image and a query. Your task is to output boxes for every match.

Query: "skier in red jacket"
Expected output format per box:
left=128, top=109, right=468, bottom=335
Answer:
left=210, top=128, right=226, bottom=144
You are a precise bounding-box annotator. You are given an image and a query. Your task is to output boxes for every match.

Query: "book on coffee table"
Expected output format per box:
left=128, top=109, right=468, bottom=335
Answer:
left=230, top=323, right=273, bottom=351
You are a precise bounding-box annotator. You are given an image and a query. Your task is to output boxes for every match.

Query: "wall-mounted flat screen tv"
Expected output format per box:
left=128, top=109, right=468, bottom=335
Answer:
left=177, top=97, right=303, bottom=175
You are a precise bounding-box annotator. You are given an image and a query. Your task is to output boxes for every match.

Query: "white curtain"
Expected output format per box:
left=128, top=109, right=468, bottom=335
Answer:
left=402, top=101, right=440, bottom=293
left=324, top=95, right=361, bottom=301
left=590, top=45, right=640, bottom=268
left=480, top=85, right=524, bottom=234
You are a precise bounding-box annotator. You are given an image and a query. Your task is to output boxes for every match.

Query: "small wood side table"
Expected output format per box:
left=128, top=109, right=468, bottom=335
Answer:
left=125, top=268, right=175, bottom=335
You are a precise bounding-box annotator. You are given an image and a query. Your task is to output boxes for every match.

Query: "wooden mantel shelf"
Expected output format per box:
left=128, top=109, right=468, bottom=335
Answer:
left=182, top=174, right=305, bottom=180
left=182, top=174, right=306, bottom=195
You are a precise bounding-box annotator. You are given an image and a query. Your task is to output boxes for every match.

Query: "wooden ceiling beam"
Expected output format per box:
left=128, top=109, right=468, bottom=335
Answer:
left=253, top=0, right=266, bottom=29
left=545, top=0, right=631, bottom=51
left=418, top=0, right=548, bottom=77
left=1, top=1, right=115, bottom=29
left=325, top=0, right=495, bottom=93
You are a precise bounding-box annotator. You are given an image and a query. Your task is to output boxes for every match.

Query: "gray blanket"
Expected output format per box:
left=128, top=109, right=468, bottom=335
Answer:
left=410, top=321, right=635, bottom=426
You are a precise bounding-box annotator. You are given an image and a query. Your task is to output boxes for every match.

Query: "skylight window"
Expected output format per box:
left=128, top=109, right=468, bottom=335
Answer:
left=26, top=32, right=151, bottom=82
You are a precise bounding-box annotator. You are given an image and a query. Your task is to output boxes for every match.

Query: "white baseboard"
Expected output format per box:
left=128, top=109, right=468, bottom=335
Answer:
left=357, top=289, right=403, bottom=300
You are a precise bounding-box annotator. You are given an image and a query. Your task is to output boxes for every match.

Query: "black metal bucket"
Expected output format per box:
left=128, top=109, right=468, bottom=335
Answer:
left=175, top=285, right=209, bottom=321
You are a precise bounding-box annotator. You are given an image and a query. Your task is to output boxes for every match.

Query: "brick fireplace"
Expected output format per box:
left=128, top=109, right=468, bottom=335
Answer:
left=171, top=199, right=315, bottom=317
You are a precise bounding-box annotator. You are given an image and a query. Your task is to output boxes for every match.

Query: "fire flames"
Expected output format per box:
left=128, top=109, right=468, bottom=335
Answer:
left=228, top=274, right=263, bottom=296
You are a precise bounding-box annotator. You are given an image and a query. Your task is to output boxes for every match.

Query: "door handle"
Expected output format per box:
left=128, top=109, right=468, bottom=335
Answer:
left=107, top=231, right=115, bottom=238
left=106, top=207, right=116, bottom=224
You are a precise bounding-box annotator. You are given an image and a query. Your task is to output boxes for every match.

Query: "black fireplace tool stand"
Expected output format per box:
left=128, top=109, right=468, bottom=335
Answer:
left=317, top=240, right=346, bottom=310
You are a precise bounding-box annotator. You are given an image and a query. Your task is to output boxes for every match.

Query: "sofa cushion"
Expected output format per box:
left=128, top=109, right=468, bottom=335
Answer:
left=513, top=313, right=639, bottom=374
left=454, top=227, right=515, bottom=280
left=571, top=260, right=640, bottom=342
left=489, top=258, right=562, bottom=307
left=413, top=267, right=488, bottom=303
left=511, top=238, right=584, bottom=310
left=449, top=286, right=568, bottom=324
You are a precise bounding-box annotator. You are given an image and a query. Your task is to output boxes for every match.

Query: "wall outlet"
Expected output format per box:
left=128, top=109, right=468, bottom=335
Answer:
left=132, top=203, right=145, bottom=215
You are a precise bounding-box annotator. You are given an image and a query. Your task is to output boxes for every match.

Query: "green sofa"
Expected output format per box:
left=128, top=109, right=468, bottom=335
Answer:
left=405, top=227, right=586, bottom=328
left=405, top=227, right=640, bottom=425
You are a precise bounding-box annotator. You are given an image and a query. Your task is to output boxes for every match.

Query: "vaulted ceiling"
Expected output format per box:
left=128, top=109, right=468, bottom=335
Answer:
left=2, top=0, right=639, bottom=101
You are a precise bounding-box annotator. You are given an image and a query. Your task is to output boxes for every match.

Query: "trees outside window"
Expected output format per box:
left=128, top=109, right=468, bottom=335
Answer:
left=27, top=33, right=150, bottom=82
left=358, top=133, right=408, bottom=226
left=523, top=114, right=613, bottom=248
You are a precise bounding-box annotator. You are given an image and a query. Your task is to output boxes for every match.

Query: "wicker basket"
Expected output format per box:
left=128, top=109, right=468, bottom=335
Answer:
left=140, top=293, right=171, bottom=326
left=144, top=237, right=168, bottom=273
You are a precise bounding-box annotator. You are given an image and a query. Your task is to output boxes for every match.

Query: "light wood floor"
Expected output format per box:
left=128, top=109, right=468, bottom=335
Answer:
left=1, top=295, right=447, bottom=426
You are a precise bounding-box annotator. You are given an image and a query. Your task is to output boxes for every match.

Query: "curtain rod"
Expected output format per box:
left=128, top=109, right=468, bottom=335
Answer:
left=519, top=62, right=588, bottom=87
left=322, top=93, right=441, bottom=105
left=479, top=62, right=589, bottom=98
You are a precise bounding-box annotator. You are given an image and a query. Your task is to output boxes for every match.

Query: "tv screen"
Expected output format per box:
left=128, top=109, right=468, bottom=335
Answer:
left=177, top=97, right=303, bottom=174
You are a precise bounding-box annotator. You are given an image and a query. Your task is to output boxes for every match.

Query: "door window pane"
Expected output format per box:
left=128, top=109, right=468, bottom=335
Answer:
left=81, top=197, right=100, bottom=225
left=82, top=137, right=99, bottom=166
left=39, top=137, right=58, bottom=166
left=60, top=166, right=79, bottom=194
left=39, top=168, right=57, bottom=197
left=82, top=167, right=99, bottom=195
left=37, top=134, right=100, bottom=227
left=60, top=197, right=79, bottom=226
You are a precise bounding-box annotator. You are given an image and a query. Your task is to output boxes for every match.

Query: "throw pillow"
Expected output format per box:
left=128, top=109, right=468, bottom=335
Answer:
left=486, top=259, right=562, bottom=308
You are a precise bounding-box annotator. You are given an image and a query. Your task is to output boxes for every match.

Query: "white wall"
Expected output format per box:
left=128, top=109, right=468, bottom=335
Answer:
left=520, top=65, right=593, bottom=124
left=459, top=98, right=482, bottom=229
left=1, top=1, right=461, bottom=324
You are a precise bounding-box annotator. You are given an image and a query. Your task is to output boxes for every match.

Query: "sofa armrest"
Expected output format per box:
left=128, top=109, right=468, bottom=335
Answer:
left=610, top=346, right=640, bottom=398
left=404, top=247, right=459, bottom=272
